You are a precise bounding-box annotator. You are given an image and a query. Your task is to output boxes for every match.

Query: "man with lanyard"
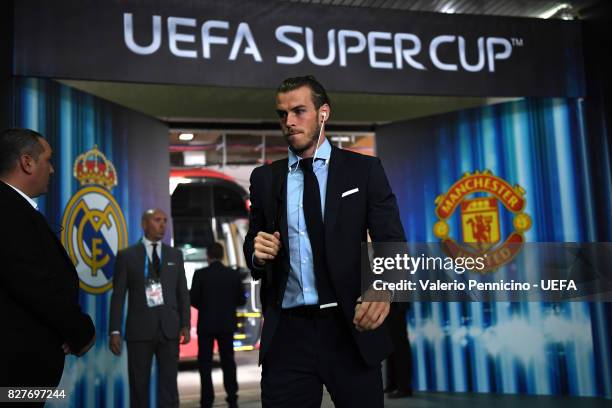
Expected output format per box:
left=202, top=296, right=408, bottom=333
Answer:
left=244, top=76, right=406, bottom=407
left=109, top=208, right=191, bottom=408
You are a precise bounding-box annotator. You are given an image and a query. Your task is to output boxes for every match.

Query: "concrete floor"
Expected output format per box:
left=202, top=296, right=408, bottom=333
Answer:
left=177, top=351, right=365, bottom=407
left=178, top=351, right=611, bottom=408
left=178, top=351, right=263, bottom=407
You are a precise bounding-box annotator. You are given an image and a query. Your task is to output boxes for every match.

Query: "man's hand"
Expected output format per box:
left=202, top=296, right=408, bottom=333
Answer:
left=109, top=333, right=122, bottom=356
left=74, top=333, right=96, bottom=357
left=254, top=231, right=282, bottom=265
left=179, top=327, right=190, bottom=345
left=353, top=289, right=392, bottom=331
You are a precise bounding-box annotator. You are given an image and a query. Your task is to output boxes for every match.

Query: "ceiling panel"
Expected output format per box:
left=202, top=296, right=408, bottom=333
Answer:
left=277, top=0, right=601, bottom=18
left=60, top=80, right=515, bottom=126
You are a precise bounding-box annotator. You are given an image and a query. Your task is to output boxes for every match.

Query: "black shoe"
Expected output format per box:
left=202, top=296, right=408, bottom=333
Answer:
left=383, top=385, right=398, bottom=393
left=387, top=390, right=413, bottom=399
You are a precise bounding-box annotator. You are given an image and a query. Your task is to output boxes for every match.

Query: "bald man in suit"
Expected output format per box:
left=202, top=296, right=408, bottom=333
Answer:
left=109, top=208, right=191, bottom=408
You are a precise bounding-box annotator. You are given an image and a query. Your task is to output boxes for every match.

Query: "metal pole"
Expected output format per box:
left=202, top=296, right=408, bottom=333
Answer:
left=222, top=133, right=227, bottom=170
left=262, top=134, right=266, bottom=163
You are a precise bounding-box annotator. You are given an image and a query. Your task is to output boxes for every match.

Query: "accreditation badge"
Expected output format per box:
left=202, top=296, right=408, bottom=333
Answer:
left=145, top=279, right=164, bottom=307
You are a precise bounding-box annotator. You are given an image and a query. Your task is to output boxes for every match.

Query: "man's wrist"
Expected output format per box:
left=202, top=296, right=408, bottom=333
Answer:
left=365, top=283, right=393, bottom=302
left=252, top=253, right=265, bottom=269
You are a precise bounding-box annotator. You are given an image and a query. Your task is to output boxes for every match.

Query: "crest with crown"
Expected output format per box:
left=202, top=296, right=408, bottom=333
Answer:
left=73, top=145, right=117, bottom=190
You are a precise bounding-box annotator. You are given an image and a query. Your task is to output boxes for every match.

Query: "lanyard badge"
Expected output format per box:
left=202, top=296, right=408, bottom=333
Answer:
left=145, top=279, right=164, bottom=307
left=143, top=242, right=164, bottom=307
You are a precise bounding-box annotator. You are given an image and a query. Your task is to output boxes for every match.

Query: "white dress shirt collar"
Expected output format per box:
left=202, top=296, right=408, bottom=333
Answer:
left=288, top=137, right=332, bottom=170
left=141, top=236, right=162, bottom=260
left=142, top=236, right=158, bottom=246
left=5, top=182, right=38, bottom=210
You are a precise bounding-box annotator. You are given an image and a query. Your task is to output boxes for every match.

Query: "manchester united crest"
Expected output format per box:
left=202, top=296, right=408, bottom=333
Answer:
left=61, top=146, right=128, bottom=294
left=433, top=170, right=531, bottom=272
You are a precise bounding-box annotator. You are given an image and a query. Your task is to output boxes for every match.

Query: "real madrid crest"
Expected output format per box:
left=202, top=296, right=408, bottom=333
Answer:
left=61, top=146, right=128, bottom=294
left=433, top=170, right=531, bottom=272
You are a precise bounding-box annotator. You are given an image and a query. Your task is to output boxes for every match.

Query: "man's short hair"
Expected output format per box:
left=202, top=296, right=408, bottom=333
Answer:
left=0, top=128, right=45, bottom=176
left=277, top=75, right=331, bottom=109
left=207, top=242, right=224, bottom=261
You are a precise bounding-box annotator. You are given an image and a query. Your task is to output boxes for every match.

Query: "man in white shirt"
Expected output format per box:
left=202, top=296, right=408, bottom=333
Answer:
left=0, top=128, right=96, bottom=394
left=109, top=208, right=191, bottom=408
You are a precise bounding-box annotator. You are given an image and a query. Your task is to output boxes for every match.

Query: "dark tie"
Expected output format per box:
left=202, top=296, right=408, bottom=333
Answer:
left=300, top=158, right=335, bottom=304
left=151, top=243, right=161, bottom=279
left=301, top=158, right=323, bottom=224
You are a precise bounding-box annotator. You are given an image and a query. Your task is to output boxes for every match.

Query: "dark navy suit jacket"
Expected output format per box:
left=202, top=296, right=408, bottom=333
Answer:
left=243, top=146, right=406, bottom=366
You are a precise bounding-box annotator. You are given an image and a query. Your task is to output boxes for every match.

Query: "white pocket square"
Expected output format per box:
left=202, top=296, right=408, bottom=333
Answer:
left=167, top=262, right=176, bottom=266
left=341, top=188, right=359, bottom=198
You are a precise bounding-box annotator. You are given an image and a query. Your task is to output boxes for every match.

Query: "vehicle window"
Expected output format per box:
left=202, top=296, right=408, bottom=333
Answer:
left=172, top=218, right=215, bottom=249
left=213, top=185, right=248, bottom=217
left=171, top=183, right=213, bottom=217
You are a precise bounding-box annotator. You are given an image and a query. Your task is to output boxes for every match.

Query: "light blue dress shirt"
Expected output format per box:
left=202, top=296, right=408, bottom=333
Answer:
left=282, top=138, right=331, bottom=308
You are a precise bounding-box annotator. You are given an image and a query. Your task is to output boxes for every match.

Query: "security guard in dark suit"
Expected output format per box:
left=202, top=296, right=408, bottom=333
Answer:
left=0, top=128, right=96, bottom=401
left=191, top=243, right=246, bottom=408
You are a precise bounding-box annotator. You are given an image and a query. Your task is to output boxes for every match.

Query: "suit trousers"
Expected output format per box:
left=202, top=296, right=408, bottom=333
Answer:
left=261, top=308, right=383, bottom=408
left=126, top=330, right=180, bottom=408
left=198, top=332, right=238, bottom=408
left=385, top=306, right=413, bottom=393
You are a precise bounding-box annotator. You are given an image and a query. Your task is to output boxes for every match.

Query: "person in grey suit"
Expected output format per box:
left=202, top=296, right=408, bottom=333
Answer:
left=109, top=208, right=191, bottom=408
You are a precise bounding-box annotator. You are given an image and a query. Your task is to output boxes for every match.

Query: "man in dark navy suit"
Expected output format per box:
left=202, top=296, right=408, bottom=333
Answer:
left=384, top=302, right=414, bottom=399
left=243, top=76, right=406, bottom=407
left=0, top=128, right=96, bottom=394
left=190, top=242, right=246, bottom=408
